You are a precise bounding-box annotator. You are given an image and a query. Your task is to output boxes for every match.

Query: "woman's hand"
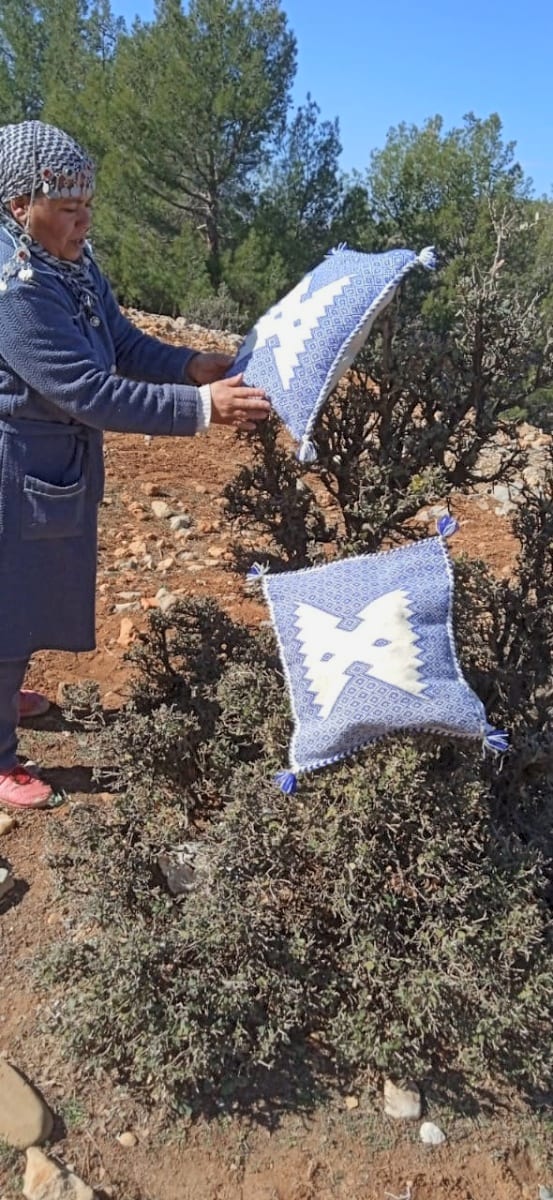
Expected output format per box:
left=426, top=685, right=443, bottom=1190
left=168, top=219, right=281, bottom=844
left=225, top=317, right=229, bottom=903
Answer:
left=186, top=351, right=234, bottom=386
left=210, top=373, right=271, bottom=430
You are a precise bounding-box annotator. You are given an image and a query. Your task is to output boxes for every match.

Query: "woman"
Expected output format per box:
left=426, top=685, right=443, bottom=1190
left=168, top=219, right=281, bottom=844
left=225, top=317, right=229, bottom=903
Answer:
left=0, top=120, right=270, bottom=811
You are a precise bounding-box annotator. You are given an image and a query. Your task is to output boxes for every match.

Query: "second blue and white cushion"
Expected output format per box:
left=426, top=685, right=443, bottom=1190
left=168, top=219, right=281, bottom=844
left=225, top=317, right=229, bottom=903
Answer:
left=251, top=519, right=507, bottom=791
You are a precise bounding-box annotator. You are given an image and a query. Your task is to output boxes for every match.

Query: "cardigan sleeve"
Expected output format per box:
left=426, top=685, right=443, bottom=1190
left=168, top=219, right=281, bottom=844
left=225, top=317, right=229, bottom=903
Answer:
left=99, top=272, right=198, bottom=384
left=0, top=282, right=202, bottom=437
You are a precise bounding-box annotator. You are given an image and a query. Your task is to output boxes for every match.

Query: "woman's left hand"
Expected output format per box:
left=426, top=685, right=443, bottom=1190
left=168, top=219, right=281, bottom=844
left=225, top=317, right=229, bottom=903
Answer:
left=186, top=351, right=234, bottom=386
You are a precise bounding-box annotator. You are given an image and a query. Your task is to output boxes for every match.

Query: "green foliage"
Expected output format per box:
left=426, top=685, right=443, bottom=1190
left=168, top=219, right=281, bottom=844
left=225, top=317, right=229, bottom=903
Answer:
left=0, top=0, right=45, bottom=121
left=87, top=598, right=285, bottom=816
left=0, top=1138, right=19, bottom=1170
left=222, top=227, right=288, bottom=323
left=41, top=0, right=124, bottom=156
left=98, top=200, right=213, bottom=314
left=103, top=0, right=296, bottom=290
left=505, top=387, right=553, bottom=431
left=178, top=281, right=243, bottom=333
left=244, top=96, right=344, bottom=289
left=367, top=113, right=528, bottom=250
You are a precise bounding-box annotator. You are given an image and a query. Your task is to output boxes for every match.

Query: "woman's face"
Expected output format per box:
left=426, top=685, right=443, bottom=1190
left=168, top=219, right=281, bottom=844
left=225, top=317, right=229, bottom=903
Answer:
left=10, top=194, right=93, bottom=261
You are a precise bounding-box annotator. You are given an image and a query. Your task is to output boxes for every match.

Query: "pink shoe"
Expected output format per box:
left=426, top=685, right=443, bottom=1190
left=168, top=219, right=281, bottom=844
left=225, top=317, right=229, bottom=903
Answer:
left=0, top=765, right=53, bottom=810
left=18, top=689, right=51, bottom=720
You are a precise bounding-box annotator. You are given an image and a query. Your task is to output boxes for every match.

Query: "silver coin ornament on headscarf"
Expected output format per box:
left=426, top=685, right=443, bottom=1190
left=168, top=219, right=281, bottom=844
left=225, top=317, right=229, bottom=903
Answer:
left=0, top=120, right=95, bottom=207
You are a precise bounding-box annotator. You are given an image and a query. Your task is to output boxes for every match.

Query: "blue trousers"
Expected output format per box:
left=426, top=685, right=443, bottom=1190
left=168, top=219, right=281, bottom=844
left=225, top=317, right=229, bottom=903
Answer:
left=0, top=659, right=28, bottom=771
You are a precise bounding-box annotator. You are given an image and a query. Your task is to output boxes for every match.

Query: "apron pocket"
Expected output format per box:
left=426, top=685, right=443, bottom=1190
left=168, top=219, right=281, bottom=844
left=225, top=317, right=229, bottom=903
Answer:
left=22, top=473, right=86, bottom=540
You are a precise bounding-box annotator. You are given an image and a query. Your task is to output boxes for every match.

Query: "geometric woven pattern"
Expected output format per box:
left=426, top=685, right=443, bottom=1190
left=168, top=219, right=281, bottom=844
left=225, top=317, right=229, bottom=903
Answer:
left=230, top=245, right=435, bottom=461
left=0, top=120, right=95, bottom=204
left=261, top=530, right=493, bottom=782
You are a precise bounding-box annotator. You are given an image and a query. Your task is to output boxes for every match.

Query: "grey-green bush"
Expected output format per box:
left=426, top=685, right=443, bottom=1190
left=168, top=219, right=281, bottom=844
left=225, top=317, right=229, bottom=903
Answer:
left=41, top=479, right=553, bottom=1110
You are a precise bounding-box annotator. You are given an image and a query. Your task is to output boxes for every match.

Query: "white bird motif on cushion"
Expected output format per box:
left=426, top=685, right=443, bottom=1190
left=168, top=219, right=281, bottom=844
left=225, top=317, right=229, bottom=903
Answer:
left=295, top=589, right=426, bottom=720
left=236, top=272, right=352, bottom=390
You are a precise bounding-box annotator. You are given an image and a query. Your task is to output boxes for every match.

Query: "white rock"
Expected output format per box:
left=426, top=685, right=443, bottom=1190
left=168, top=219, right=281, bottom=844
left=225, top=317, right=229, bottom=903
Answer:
left=0, top=867, right=14, bottom=901
left=383, top=1079, right=421, bottom=1121
left=0, top=1061, right=53, bottom=1149
left=539, top=1187, right=553, bottom=1200
left=169, top=514, right=192, bottom=533
left=492, top=483, right=512, bottom=504
left=156, top=590, right=178, bottom=613
left=0, top=864, right=14, bottom=902
left=116, top=1131, right=137, bottom=1148
left=23, top=1147, right=95, bottom=1200
left=420, top=1120, right=446, bottom=1146
left=151, top=500, right=174, bottom=520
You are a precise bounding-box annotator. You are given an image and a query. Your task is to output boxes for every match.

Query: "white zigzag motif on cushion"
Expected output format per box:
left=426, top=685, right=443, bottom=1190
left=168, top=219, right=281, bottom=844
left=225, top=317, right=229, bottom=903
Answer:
left=238, top=272, right=352, bottom=390
left=295, top=589, right=426, bottom=720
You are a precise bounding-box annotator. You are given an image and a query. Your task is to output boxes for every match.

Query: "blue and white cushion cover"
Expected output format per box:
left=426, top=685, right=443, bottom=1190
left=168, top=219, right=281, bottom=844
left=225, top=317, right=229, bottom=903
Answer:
left=249, top=519, right=508, bottom=792
left=230, top=245, right=436, bottom=462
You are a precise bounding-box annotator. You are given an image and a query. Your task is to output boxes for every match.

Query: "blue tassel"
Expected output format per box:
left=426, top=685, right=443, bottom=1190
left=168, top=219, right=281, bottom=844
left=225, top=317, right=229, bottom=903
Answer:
left=483, top=725, right=509, bottom=754
left=437, top=514, right=459, bottom=539
left=297, top=437, right=318, bottom=465
left=246, top=561, right=270, bottom=582
left=418, top=245, right=437, bottom=270
left=274, top=770, right=298, bottom=795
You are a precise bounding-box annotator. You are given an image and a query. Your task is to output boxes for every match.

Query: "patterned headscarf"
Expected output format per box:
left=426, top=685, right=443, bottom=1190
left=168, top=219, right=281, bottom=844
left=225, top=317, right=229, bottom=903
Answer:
left=0, top=120, right=95, bottom=206
left=0, top=121, right=98, bottom=316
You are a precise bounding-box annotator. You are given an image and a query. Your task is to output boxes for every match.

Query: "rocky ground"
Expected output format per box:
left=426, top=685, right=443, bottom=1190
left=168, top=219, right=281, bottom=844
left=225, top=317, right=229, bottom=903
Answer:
left=0, top=313, right=552, bottom=1200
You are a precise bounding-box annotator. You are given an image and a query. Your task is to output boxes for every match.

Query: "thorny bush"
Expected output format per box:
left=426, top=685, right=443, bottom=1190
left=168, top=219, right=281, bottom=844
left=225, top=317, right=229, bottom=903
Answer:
left=39, top=472, right=553, bottom=1112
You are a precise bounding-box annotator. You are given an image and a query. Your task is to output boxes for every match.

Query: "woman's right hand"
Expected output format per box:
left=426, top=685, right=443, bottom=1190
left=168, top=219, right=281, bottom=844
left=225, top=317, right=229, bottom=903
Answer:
left=210, top=372, right=271, bottom=430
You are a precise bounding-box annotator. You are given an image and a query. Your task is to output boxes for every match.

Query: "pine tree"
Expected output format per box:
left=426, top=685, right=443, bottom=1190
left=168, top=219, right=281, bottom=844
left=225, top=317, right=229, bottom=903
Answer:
left=107, top=0, right=296, bottom=288
left=0, top=0, right=45, bottom=120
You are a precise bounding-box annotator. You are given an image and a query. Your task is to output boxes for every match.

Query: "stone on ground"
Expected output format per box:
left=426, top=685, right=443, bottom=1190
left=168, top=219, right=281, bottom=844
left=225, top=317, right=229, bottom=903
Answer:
left=116, top=1131, right=138, bottom=1148
left=0, top=812, right=16, bottom=836
left=23, top=1147, right=95, bottom=1200
left=383, top=1079, right=422, bottom=1121
left=420, top=1120, right=446, bottom=1145
left=0, top=866, right=14, bottom=901
left=151, top=500, right=174, bottom=520
left=0, top=1060, right=53, bottom=1149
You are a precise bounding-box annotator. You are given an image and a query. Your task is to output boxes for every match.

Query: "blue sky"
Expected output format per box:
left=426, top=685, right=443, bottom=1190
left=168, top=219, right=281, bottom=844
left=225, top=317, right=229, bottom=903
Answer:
left=111, top=0, right=553, bottom=196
